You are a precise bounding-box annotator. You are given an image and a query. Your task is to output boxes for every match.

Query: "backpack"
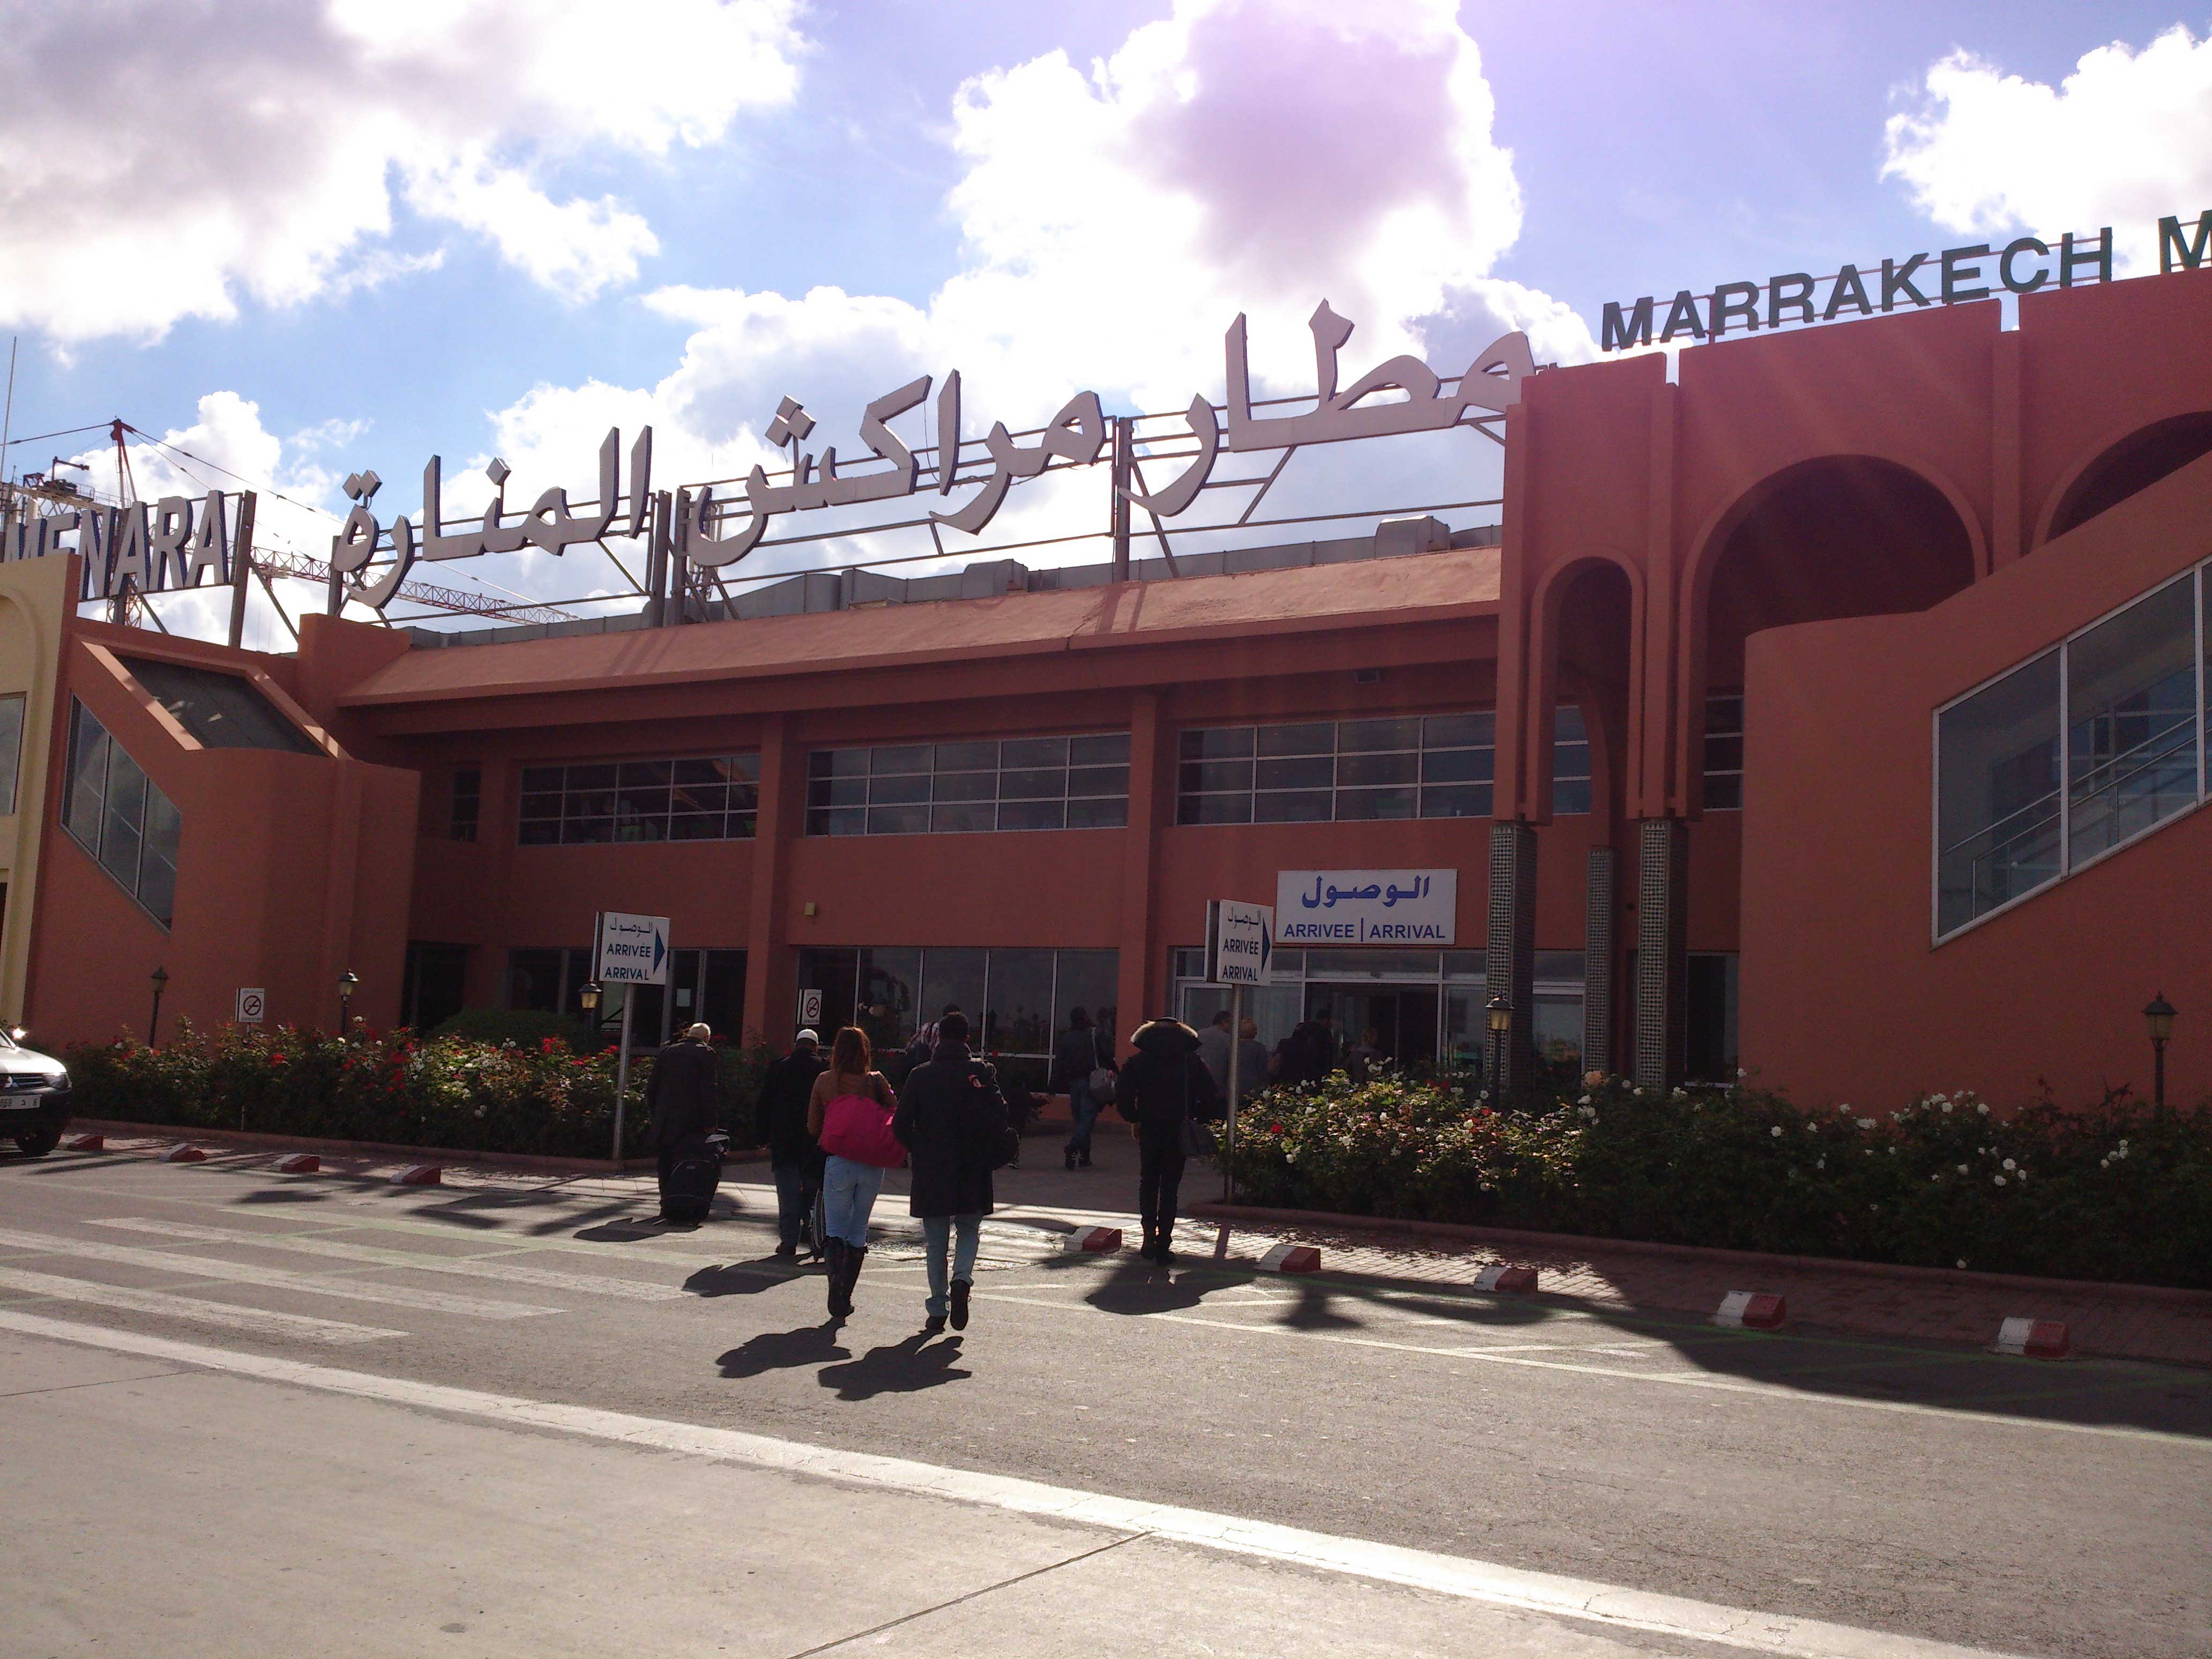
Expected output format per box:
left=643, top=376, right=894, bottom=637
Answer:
left=954, top=1058, right=1020, bottom=1170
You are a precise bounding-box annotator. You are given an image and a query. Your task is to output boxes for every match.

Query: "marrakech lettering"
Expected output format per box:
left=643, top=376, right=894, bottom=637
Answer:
left=1601, top=210, right=2212, bottom=352
left=322, top=301, right=1535, bottom=611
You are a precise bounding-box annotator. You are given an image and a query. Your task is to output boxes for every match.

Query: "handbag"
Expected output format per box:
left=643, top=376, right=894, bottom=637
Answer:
left=1180, top=1116, right=1219, bottom=1159
left=819, top=1077, right=903, bottom=1168
left=1088, top=1065, right=1118, bottom=1103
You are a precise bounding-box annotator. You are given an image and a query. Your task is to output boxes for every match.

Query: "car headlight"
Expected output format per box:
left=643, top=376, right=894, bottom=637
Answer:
left=55, top=1068, right=69, bottom=1090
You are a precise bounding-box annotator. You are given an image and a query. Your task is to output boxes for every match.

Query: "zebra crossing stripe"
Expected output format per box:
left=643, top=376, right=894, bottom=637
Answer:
left=0, top=1228, right=562, bottom=1321
left=0, top=1266, right=403, bottom=1345
left=87, top=1219, right=686, bottom=1302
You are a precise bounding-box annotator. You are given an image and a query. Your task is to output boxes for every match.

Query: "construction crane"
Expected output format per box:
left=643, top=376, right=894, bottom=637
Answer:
left=245, top=544, right=577, bottom=627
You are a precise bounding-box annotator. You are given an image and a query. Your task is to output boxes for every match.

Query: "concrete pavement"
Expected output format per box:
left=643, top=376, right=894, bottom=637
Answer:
left=3, top=1137, right=2207, bottom=1658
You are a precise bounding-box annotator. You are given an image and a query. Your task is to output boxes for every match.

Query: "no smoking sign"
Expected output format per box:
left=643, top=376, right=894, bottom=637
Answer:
left=235, top=987, right=266, bottom=1025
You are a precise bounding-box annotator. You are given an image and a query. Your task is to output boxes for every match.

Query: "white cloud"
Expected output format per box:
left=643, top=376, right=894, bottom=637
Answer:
left=0, top=0, right=805, bottom=341
left=1882, top=26, right=2212, bottom=272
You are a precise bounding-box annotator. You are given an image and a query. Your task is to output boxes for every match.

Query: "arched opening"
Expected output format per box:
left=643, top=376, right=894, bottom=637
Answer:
left=2049, top=412, right=2212, bottom=541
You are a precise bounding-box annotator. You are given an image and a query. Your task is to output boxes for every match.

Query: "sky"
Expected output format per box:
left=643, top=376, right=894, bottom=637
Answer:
left=4, top=0, right=2210, bottom=645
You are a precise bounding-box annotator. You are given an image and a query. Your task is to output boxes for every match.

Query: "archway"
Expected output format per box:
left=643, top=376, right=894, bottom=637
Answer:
left=2046, top=412, right=2212, bottom=543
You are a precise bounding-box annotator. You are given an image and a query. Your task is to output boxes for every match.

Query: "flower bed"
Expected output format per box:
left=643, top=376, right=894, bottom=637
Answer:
left=61, top=1020, right=772, bottom=1162
left=1225, top=1073, right=2212, bottom=1289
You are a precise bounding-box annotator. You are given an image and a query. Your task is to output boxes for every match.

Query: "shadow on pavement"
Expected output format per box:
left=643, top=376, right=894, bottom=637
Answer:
left=684, top=1259, right=801, bottom=1297
left=718, top=1322, right=850, bottom=1379
left=817, top=1332, right=972, bottom=1400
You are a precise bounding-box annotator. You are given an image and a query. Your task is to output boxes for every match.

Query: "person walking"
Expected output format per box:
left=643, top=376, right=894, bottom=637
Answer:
left=756, top=1028, right=827, bottom=1260
left=1053, top=1007, right=1107, bottom=1171
left=644, top=1022, right=723, bottom=1224
left=1196, top=1008, right=1235, bottom=1097
left=893, top=1011, right=1009, bottom=1334
left=1114, top=1017, right=1223, bottom=1263
left=1236, top=1015, right=1272, bottom=1107
left=809, top=1027, right=901, bottom=1317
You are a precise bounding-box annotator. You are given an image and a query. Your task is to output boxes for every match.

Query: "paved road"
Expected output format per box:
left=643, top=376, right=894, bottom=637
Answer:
left=3, top=1142, right=2207, bottom=1658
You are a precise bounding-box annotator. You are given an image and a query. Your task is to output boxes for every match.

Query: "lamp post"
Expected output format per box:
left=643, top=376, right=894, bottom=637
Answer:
left=147, top=966, right=169, bottom=1046
left=2144, top=993, right=2176, bottom=1109
left=337, top=969, right=358, bottom=1035
left=1484, top=993, right=1512, bottom=1098
left=578, top=980, right=602, bottom=1021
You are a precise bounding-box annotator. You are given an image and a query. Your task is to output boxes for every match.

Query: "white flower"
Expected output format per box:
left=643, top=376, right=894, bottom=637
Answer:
left=1940, top=1101, right=1953, bottom=1114
left=1579, top=1095, right=1591, bottom=1105
left=1957, top=1164, right=1969, bottom=1175
left=2101, top=1156, right=2111, bottom=1168
left=1931, top=1172, right=1941, bottom=1181
left=1887, top=1146, right=1897, bottom=1155
left=1770, top=1125, right=1783, bottom=1138
left=1736, top=1067, right=1748, bottom=1079
left=1931, top=1093, right=1948, bottom=1104
left=1815, top=1157, right=1826, bottom=1169
left=1994, top=1175, right=2007, bottom=1186
left=1856, top=1118, right=1876, bottom=1131
left=2002, top=1158, right=2016, bottom=1171
left=1976, top=1103, right=1989, bottom=1115
left=1956, top=1259, right=1967, bottom=1269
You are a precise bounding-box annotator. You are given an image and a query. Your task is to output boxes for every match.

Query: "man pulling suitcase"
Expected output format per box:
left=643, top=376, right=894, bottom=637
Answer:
left=645, top=1022, right=724, bottom=1225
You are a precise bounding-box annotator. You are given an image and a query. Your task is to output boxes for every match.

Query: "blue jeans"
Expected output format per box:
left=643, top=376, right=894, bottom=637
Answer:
left=1064, top=1080, right=1100, bottom=1157
left=821, top=1156, right=885, bottom=1248
left=923, top=1213, right=982, bottom=1319
left=772, top=1161, right=809, bottom=1248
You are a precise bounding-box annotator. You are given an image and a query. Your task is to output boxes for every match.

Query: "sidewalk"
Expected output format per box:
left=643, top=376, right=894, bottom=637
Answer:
left=55, top=1120, right=2212, bottom=1367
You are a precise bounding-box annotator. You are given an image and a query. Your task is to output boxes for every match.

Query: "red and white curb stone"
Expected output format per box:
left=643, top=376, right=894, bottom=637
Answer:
left=1258, top=1243, right=1322, bottom=1274
left=63, top=1133, right=104, bottom=1152
left=1475, top=1264, right=1538, bottom=1293
left=392, top=1164, right=443, bottom=1186
left=1061, top=1225, right=1123, bottom=1253
left=161, top=1143, right=207, bottom=1164
left=274, top=1153, right=322, bottom=1175
left=1713, top=1290, right=1787, bottom=1329
left=1991, top=1316, right=2071, bottom=1359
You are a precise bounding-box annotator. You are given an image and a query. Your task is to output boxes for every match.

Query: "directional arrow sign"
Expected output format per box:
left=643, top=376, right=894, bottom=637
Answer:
left=594, top=910, right=671, bottom=986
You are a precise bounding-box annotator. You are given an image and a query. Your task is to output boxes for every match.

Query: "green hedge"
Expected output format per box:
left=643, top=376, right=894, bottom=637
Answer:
left=1225, top=1072, right=2212, bottom=1289
left=62, top=1020, right=774, bottom=1161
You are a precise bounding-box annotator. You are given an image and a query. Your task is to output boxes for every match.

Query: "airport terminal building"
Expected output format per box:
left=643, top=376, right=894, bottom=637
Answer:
left=4, top=264, right=2210, bottom=1109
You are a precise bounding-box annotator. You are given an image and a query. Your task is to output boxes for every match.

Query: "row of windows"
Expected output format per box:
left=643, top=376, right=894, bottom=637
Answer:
left=797, top=945, right=1119, bottom=1058
left=1177, top=710, right=1594, bottom=823
left=0, top=692, right=22, bottom=817
left=63, top=699, right=181, bottom=926
left=1703, top=694, right=1744, bottom=810
left=1937, top=566, right=2207, bottom=938
left=518, top=756, right=761, bottom=846
left=806, top=734, right=1131, bottom=836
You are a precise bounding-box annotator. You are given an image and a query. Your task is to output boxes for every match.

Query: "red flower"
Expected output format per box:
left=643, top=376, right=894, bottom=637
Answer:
left=1268, top=1122, right=1283, bottom=1135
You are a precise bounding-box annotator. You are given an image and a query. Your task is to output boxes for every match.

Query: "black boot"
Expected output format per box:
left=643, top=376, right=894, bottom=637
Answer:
left=825, top=1239, right=850, bottom=1317
left=1065, top=1148, right=1077, bottom=1171
left=950, top=1277, right=972, bottom=1331
left=842, top=1244, right=868, bottom=1311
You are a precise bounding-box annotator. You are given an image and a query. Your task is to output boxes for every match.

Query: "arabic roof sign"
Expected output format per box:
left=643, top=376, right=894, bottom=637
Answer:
left=1275, top=869, right=1457, bottom=946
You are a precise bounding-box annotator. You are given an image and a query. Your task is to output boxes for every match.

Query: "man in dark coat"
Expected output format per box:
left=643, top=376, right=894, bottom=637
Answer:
left=644, top=1022, right=723, bottom=1223
left=754, top=1028, right=827, bottom=1259
left=1114, top=1017, right=1223, bottom=1262
left=892, top=1011, right=1006, bottom=1333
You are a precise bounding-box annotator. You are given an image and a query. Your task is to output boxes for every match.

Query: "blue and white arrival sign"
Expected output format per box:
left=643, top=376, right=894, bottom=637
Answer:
left=594, top=910, right=671, bottom=985
left=1204, top=899, right=1275, bottom=985
left=1275, top=869, right=1457, bottom=945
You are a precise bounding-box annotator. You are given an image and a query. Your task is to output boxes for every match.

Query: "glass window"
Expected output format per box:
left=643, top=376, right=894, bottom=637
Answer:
left=919, top=948, right=988, bottom=1033
left=518, top=753, right=758, bottom=845
left=804, top=732, right=1131, bottom=836
left=1703, top=694, right=1743, bottom=811
left=1937, top=652, right=2062, bottom=935
left=0, top=693, right=23, bottom=817
left=506, top=948, right=564, bottom=1012
left=858, top=948, right=922, bottom=1053
left=983, top=948, right=1056, bottom=1055
left=2067, top=577, right=2198, bottom=868
left=1053, top=951, right=1120, bottom=1047
left=449, top=765, right=481, bottom=842
left=796, top=948, right=861, bottom=1037
left=1552, top=705, right=1593, bottom=815
left=60, top=699, right=180, bottom=926
left=1176, top=709, right=1521, bottom=824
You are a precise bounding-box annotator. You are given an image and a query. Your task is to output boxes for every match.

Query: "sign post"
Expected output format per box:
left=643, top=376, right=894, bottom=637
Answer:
left=594, top=910, right=671, bottom=1162
left=1204, top=899, right=1274, bottom=1204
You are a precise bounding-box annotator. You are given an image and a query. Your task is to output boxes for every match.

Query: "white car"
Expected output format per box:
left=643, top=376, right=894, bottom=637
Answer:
left=1, top=1027, right=72, bottom=1157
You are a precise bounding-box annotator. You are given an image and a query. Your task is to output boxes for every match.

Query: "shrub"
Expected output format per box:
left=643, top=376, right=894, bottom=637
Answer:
left=61, top=1020, right=774, bottom=1161
left=429, top=1007, right=608, bottom=1051
left=1225, top=1071, right=2212, bottom=1290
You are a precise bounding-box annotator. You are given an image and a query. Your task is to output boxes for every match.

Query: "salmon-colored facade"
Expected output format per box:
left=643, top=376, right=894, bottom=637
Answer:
left=10, top=266, right=2211, bottom=1110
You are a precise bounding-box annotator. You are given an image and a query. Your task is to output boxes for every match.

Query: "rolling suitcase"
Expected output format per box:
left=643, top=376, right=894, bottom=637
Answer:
left=660, top=1145, right=722, bottom=1224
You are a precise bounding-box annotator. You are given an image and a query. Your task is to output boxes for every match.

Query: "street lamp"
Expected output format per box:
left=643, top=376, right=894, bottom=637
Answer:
left=337, top=969, right=358, bottom=1034
left=2144, top=993, right=2177, bottom=1108
left=1484, top=993, right=1512, bottom=1095
left=147, top=966, right=169, bottom=1046
left=578, top=981, right=602, bottom=1021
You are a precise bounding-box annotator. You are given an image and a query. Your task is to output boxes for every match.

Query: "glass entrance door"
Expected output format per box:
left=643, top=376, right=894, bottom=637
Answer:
left=1303, top=984, right=1440, bottom=1070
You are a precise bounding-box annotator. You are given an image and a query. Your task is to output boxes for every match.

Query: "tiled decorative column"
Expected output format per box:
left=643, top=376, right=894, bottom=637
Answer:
left=1632, top=818, right=1688, bottom=1090
left=1484, top=820, right=1537, bottom=1092
left=1581, top=846, right=1616, bottom=1079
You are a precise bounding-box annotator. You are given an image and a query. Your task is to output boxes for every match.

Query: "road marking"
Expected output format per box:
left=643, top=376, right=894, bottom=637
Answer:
left=0, top=1228, right=562, bottom=1321
left=87, top=1218, right=686, bottom=1302
left=0, top=1310, right=2019, bottom=1659
left=964, top=1291, right=2212, bottom=1449
left=0, top=1268, right=403, bottom=1345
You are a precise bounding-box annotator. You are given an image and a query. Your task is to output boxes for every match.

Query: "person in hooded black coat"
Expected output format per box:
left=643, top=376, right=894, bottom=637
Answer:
left=892, top=1011, right=1005, bottom=1333
left=644, top=1023, right=724, bottom=1223
left=1114, top=1017, right=1222, bottom=1262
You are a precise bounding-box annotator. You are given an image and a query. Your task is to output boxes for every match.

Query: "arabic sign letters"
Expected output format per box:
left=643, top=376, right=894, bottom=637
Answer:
left=1204, top=899, right=1276, bottom=987
left=594, top=911, right=670, bottom=987
left=1275, top=870, right=1456, bottom=945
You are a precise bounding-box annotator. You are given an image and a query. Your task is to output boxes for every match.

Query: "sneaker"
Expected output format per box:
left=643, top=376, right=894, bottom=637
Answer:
left=950, top=1279, right=972, bottom=1331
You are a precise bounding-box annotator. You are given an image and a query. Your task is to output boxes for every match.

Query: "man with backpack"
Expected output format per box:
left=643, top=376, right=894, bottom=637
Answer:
left=892, top=1011, right=1013, bottom=1333
left=644, top=1022, right=724, bottom=1225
